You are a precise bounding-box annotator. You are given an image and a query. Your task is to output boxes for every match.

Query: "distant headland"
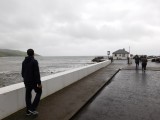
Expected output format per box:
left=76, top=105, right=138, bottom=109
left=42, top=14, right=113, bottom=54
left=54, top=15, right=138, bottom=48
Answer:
left=0, top=49, right=40, bottom=57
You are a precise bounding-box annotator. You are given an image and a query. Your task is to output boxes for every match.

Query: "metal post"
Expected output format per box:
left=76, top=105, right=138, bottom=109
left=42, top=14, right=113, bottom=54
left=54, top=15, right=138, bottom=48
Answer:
left=107, top=51, right=110, bottom=60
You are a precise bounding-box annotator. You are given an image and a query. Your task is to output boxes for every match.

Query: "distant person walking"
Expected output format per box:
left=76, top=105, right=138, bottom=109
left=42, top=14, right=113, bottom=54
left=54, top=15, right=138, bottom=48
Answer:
left=134, top=55, right=140, bottom=68
left=110, top=57, right=113, bottom=63
left=21, top=49, right=42, bottom=115
left=141, top=55, right=148, bottom=72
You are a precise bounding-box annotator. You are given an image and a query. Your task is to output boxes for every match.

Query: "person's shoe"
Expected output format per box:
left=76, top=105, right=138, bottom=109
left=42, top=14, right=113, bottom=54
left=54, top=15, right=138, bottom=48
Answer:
left=26, top=110, right=32, bottom=116
left=28, top=110, right=39, bottom=115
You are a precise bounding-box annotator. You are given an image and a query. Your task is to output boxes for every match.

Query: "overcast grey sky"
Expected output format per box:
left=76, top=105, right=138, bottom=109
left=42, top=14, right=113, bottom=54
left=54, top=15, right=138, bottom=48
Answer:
left=0, top=0, right=160, bottom=56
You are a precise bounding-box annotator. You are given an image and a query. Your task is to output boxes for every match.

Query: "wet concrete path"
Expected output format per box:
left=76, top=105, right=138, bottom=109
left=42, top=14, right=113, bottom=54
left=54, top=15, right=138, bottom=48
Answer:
left=72, top=61, right=160, bottom=120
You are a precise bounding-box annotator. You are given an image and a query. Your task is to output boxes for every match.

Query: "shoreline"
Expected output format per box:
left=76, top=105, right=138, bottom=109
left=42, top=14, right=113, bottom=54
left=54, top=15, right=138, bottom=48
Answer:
left=0, top=64, right=92, bottom=88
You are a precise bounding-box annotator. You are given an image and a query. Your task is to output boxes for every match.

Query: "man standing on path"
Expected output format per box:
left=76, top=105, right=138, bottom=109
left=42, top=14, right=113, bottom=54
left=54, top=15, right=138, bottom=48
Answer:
left=21, top=49, right=42, bottom=115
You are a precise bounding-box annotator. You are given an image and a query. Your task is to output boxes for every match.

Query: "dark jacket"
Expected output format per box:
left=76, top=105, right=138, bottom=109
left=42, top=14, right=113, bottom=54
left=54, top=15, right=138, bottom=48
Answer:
left=21, top=56, right=41, bottom=86
left=141, top=57, right=148, bottom=64
left=135, top=56, right=140, bottom=63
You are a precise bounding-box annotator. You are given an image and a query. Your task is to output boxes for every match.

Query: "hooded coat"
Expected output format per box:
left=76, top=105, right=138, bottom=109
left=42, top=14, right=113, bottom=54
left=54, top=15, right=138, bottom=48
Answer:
left=21, top=56, right=41, bottom=86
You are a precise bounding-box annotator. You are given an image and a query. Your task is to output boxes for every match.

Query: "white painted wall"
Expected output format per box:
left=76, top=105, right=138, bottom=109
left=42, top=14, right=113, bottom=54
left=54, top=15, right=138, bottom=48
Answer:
left=112, top=54, right=129, bottom=60
left=0, top=60, right=110, bottom=119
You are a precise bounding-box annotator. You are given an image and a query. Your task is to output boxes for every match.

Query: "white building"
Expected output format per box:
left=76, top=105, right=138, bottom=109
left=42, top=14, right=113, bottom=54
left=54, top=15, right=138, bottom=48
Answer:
left=112, top=48, right=129, bottom=60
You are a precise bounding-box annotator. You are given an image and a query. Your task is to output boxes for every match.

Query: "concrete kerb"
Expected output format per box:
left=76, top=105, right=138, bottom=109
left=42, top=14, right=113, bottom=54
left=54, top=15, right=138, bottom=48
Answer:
left=69, top=68, right=121, bottom=120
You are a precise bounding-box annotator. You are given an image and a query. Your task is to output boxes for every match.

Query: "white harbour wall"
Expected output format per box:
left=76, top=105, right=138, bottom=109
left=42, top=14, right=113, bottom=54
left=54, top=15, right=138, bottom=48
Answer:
left=0, top=60, right=111, bottom=119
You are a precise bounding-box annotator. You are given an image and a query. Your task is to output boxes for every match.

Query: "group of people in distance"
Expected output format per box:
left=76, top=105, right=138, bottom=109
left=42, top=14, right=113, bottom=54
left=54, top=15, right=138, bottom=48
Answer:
left=134, top=55, right=148, bottom=72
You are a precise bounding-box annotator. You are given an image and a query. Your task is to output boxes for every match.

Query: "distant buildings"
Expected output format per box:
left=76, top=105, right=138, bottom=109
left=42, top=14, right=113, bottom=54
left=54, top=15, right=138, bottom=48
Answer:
left=112, top=48, right=130, bottom=60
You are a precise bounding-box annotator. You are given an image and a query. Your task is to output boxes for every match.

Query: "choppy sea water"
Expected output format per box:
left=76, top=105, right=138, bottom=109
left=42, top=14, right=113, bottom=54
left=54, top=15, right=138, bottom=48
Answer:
left=0, top=56, right=95, bottom=88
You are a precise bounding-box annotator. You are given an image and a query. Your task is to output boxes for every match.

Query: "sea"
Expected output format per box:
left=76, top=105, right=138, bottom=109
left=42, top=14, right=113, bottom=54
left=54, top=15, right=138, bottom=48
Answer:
left=0, top=56, right=95, bottom=88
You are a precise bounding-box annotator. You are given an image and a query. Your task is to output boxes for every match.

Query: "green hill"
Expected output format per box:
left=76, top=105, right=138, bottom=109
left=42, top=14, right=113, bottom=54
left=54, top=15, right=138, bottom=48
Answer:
left=0, top=49, right=40, bottom=57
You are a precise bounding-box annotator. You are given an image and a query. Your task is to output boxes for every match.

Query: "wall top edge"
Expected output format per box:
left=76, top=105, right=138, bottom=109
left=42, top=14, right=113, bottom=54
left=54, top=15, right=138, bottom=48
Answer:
left=41, top=60, right=110, bottom=81
left=0, top=83, right=24, bottom=94
left=0, top=60, right=110, bottom=94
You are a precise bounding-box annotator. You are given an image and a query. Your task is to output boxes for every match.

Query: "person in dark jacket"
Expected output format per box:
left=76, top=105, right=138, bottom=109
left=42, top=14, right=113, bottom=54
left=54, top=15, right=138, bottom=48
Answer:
left=141, top=55, right=148, bottom=72
left=134, top=55, right=140, bottom=69
left=21, top=49, right=42, bottom=115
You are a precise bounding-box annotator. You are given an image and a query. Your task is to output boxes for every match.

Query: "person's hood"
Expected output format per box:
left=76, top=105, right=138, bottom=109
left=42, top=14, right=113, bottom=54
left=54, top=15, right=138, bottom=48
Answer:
left=24, top=56, right=34, bottom=63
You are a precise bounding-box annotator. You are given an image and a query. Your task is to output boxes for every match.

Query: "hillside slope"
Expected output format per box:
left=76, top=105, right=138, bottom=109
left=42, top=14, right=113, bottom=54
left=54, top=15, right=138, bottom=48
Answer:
left=0, top=49, right=39, bottom=57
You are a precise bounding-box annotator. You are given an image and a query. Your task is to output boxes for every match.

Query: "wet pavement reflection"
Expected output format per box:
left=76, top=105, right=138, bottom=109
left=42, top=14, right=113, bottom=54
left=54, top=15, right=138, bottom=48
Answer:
left=72, top=61, right=160, bottom=120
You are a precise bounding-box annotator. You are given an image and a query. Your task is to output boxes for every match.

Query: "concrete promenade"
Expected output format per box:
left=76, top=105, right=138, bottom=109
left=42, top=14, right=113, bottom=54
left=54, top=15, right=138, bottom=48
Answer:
left=3, top=61, right=123, bottom=120
left=3, top=60, right=160, bottom=120
left=71, top=60, right=160, bottom=120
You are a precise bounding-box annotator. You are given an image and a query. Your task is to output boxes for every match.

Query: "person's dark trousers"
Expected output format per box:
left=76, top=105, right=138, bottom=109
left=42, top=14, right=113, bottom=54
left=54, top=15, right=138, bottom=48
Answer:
left=144, top=63, right=147, bottom=70
left=142, top=63, right=147, bottom=71
left=25, top=85, right=42, bottom=111
left=136, top=62, right=139, bottom=68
